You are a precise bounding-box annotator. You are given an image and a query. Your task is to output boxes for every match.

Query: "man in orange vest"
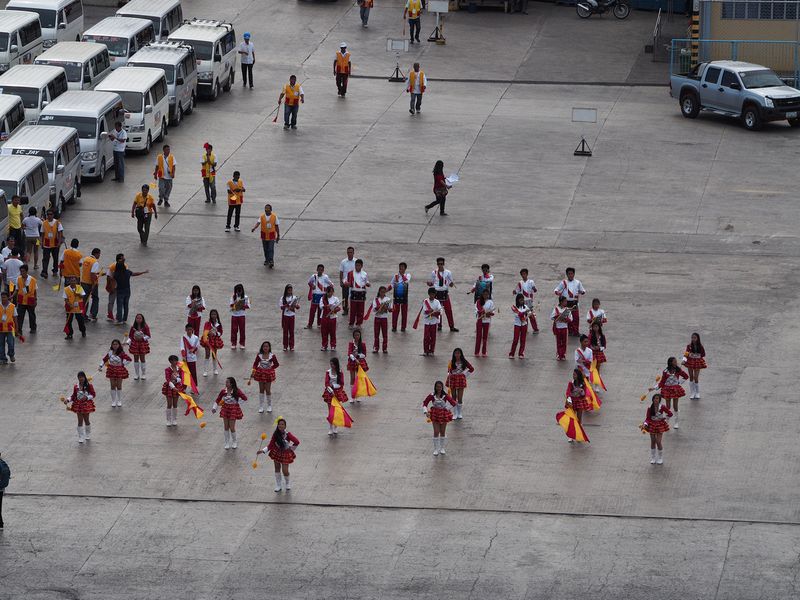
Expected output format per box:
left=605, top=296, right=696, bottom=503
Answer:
left=0, top=290, right=17, bottom=363
left=407, top=62, right=426, bottom=115
left=79, top=248, right=102, bottom=321
left=250, top=203, right=280, bottom=268
left=15, top=263, right=36, bottom=334
left=404, top=0, right=423, bottom=44
left=226, top=171, right=245, bottom=232
left=60, top=238, right=82, bottom=281
left=39, top=208, right=63, bottom=279
left=359, top=0, right=373, bottom=27
left=131, top=184, right=158, bottom=245
left=334, top=43, right=351, bottom=98
left=63, top=277, right=86, bottom=339
left=279, top=75, right=304, bottom=130
left=153, top=145, right=176, bottom=208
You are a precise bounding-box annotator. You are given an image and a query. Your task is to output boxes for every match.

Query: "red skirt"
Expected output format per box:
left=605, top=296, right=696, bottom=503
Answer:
left=128, top=339, right=150, bottom=355
left=106, top=365, right=129, bottom=379
left=594, top=350, right=606, bottom=364
left=201, top=336, right=224, bottom=350
left=323, top=387, right=348, bottom=403
left=685, top=356, right=706, bottom=369
left=253, top=368, right=276, bottom=383
left=429, top=406, right=453, bottom=423
left=644, top=420, right=670, bottom=433
left=347, top=357, right=369, bottom=373
left=660, top=384, right=685, bottom=399
left=161, top=382, right=186, bottom=399
left=219, top=403, right=243, bottom=420
left=71, top=398, right=95, bottom=413
left=268, top=447, right=296, bottom=464
left=446, top=373, right=467, bottom=389
left=571, top=396, right=592, bottom=411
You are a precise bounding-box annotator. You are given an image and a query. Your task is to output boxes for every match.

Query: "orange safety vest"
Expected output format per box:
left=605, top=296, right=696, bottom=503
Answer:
left=259, top=213, right=278, bottom=240
left=42, top=219, right=61, bottom=248
left=361, top=0, right=374, bottom=6
left=156, top=153, right=175, bottom=179
left=15, top=275, right=36, bottom=306
left=335, top=51, right=351, bottom=74
left=283, top=83, right=302, bottom=106
left=0, top=302, right=15, bottom=332
left=62, top=248, right=82, bottom=278
left=408, top=70, right=425, bottom=94
left=407, top=0, right=422, bottom=18
left=227, top=180, right=244, bottom=206
left=133, top=192, right=156, bottom=213
left=64, top=285, right=85, bottom=314
left=80, top=256, right=98, bottom=283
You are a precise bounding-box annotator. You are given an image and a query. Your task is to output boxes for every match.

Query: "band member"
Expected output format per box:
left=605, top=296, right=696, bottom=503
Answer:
left=185, top=285, right=205, bottom=335
left=469, top=263, right=494, bottom=301
left=474, top=288, right=495, bottom=356
left=322, top=357, right=347, bottom=435
left=553, top=267, right=586, bottom=337
left=446, top=347, right=474, bottom=419
left=63, top=277, right=86, bottom=340
left=230, top=283, right=250, bottom=350
left=589, top=321, right=606, bottom=369
left=338, top=246, right=356, bottom=316
left=550, top=296, right=572, bottom=361
left=564, top=368, right=591, bottom=442
left=685, top=332, right=706, bottom=399
left=64, top=371, right=95, bottom=443
left=347, top=329, right=369, bottom=396
left=201, top=309, right=223, bottom=377
left=642, top=393, right=672, bottom=464
left=421, top=287, right=442, bottom=356
left=212, top=377, right=247, bottom=449
left=128, top=313, right=151, bottom=380
left=251, top=341, right=279, bottom=413
left=513, top=268, right=538, bottom=333
left=586, top=298, right=607, bottom=327
left=427, top=257, right=458, bottom=332
left=387, top=262, right=410, bottom=332
left=509, top=293, right=531, bottom=358
left=422, top=380, right=456, bottom=456
left=258, top=417, right=300, bottom=492
left=180, top=323, right=201, bottom=387
left=657, top=357, right=688, bottom=429
left=369, top=286, right=392, bottom=352
left=319, top=285, right=342, bottom=351
left=347, top=259, right=370, bottom=327
left=161, top=354, right=185, bottom=427
left=574, top=334, right=593, bottom=378
left=278, top=284, right=300, bottom=351
left=306, top=264, right=332, bottom=329
left=99, top=339, right=131, bottom=407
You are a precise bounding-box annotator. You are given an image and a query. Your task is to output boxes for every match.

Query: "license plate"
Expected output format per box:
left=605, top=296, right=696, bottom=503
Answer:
left=787, top=112, right=798, bottom=118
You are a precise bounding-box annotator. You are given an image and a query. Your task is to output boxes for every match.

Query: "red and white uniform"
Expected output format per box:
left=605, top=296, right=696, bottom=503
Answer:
left=659, top=368, right=688, bottom=399
left=161, top=365, right=186, bottom=399
left=201, top=321, right=224, bottom=350
left=586, top=307, right=607, bottom=326
left=128, top=325, right=151, bottom=355
left=574, top=346, right=593, bottom=378
left=590, top=331, right=607, bottom=364
left=421, top=297, right=442, bottom=354
left=347, top=269, right=370, bottom=326
left=347, top=341, right=369, bottom=373
left=69, top=384, right=96, bottom=413
left=252, top=352, right=279, bottom=383
left=214, top=388, right=247, bottom=420
left=387, top=272, right=411, bottom=331
left=278, top=294, right=299, bottom=350
left=307, top=272, right=332, bottom=327
left=566, top=381, right=591, bottom=411
left=474, top=298, right=495, bottom=355
left=428, top=268, right=456, bottom=329
left=446, top=359, right=474, bottom=390
left=100, top=351, right=131, bottom=379
left=319, top=294, right=341, bottom=350
left=643, top=403, right=673, bottom=433
left=185, top=296, right=206, bottom=333
left=423, top=392, right=456, bottom=423
left=370, top=295, right=392, bottom=352
left=510, top=304, right=531, bottom=357
left=684, top=344, right=706, bottom=369
left=322, top=369, right=348, bottom=404
left=230, top=294, right=250, bottom=347
left=513, top=278, right=539, bottom=331
left=554, top=277, right=585, bottom=335
left=550, top=305, right=572, bottom=359
left=267, top=431, right=300, bottom=464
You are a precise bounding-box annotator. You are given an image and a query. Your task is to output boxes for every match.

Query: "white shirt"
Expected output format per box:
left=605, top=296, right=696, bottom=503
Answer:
left=257, top=353, right=275, bottom=370
left=160, top=154, right=176, bottom=180
left=511, top=304, right=530, bottom=326
left=349, top=269, right=369, bottom=290
left=422, top=298, right=442, bottom=325
left=586, top=308, right=607, bottom=324
left=319, top=295, right=341, bottom=319
left=551, top=306, right=572, bottom=329
left=308, top=273, right=332, bottom=296
left=3, top=258, right=22, bottom=282
left=429, top=269, right=454, bottom=291
left=22, top=215, right=42, bottom=238
left=327, top=368, right=343, bottom=389
left=339, top=258, right=356, bottom=282
left=372, top=296, right=392, bottom=319
left=575, top=347, right=593, bottom=377
left=111, top=128, right=127, bottom=152
left=238, top=41, right=255, bottom=64
left=476, top=299, right=495, bottom=324
left=181, top=334, right=200, bottom=362
left=388, top=272, right=411, bottom=288
left=410, top=71, right=426, bottom=93
left=0, top=247, right=11, bottom=260
left=471, top=273, right=494, bottom=293
left=230, top=294, right=250, bottom=317
left=278, top=295, right=299, bottom=317
left=186, top=296, right=206, bottom=317
left=514, top=279, right=537, bottom=306
left=554, top=277, right=586, bottom=301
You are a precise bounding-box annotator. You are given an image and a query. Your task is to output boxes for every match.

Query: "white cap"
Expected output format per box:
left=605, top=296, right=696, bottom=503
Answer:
left=340, top=42, right=347, bottom=48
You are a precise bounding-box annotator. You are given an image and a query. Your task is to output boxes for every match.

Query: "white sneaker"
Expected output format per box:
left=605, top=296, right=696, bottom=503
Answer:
left=433, top=437, right=440, bottom=456
left=133, top=374, right=139, bottom=380
left=203, top=371, right=208, bottom=377
left=214, top=369, right=219, bottom=375
left=568, top=438, right=575, bottom=443
left=258, top=406, right=265, bottom=414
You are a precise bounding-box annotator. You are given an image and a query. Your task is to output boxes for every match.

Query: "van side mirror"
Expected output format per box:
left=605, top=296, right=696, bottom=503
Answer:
left=176, top=76, right=184, bottom=85
left=144, top=104, right=153, bottom=114
left=100, top=131, right=108, bottom=139
left=10, top=45, right=18, bottom=54
left=57, top=22, right=66, bottom=30
left=214, top=53, right=222, bottom=62
left=41, top=100, right=48, bottom=108
left=56, top=164, right=65, bottom=174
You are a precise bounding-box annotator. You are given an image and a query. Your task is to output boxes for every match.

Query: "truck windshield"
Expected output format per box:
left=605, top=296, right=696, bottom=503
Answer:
left=739, top=69, right=785, bottom=89
left=39, top=114, right=98, bottom=139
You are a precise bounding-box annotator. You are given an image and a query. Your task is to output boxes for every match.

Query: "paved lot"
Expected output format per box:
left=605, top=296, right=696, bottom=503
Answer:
left=2, top=1, right=800, bottom=598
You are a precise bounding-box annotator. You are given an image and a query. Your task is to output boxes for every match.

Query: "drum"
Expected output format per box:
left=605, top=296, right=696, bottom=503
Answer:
left=393, top=281, right=407, bottom=304
left=350, top=290, right=367, bottom=302
left=435, top=289, right=449, bottom=301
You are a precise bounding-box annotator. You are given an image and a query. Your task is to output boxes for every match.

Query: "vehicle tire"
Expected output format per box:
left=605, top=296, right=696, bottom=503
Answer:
left=223, top=69, right=233, bottom=92
left=210, top=80, right=219, bottom=101
left=75, top=35, right=80, bottom=41
left=161, top=118, right=168, bottom=139
left=576, top=3, right=592, bottom=18
left=144, top=132, right=152, bottom=153
left=788, top=117, right=800, bottom=127
left=59, top=193, right=65, bottom=214
left=186, top=94, right=195, bottom=115
left=174, top=104, right=182, bottom=126
left=742, top=104, right=762, bottom=131
left=680, top=92, right=700, bottom=118
left=613, top=2, right=630, bottom=18
left=97, top=158, right=106, bottom=182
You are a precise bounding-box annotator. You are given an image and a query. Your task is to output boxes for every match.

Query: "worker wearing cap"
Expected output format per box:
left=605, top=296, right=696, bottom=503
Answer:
left=334, top=43, right=351, bottom=98
left=238, top=32, right=255, bottom=89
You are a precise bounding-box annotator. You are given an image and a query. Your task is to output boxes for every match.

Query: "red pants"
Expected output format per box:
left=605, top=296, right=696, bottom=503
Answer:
left=373, top=318, right=388, bottom=351
left=474, top=321, right=490, bottom=355
left=349, top=300, right=365, bottom=326
left=307, top=302, right=321, bottom=327
left=231, top=315, right=246, bottom=346
left=530, top=314, right=539, bottom=332
left=188, top=315, right=201, bottom=335
left=321, top=317, right=337, bottom=349
left=442, top=298, right=455, bottom=329
left=391, top=303, right=408, bottom=331
left=510, top=324, right=527, bottom=356
left=187, top=361, right=198, bottom=386
left=554, top=326, right=568, bottom=358
left=569, top=307, right=580, bottom=336
left=282, top=314, right=295, bottom=349
left=423, top=324, right=437, bottom=354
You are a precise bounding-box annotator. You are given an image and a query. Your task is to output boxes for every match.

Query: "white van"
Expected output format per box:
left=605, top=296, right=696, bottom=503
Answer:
left=129, top=41, right=195, bottom=125
left=6, top=0, right=84, bottom=48
left=1, top=125, right=81, bottom=213
left=116, top=0, right=182, bottom=42
left=35, top=41, right=111, bottom=90
left=168, top=19, right=235, bottom=100
left=0, top=154, right=50, bottom=215
left=38, top=90, right=123, bottom=181
left=81, top=16, right=154, bottom=70
left=0, top=93, right=27, bottom=143
left=0, top=64, right=68, bottom=123
left=0, top=10, right=44, bottom=74
left=96, top=66, right=167, bottom=153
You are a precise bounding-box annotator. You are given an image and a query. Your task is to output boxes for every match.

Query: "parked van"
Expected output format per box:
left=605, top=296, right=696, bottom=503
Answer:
left=168, top=19, right=235, bottom=100
left=116, top=0, right=182, bottom=42
left=129, top=41, right=195, bottom=125
left=39, top=90, right=122, bottom=181
left=1, top=125, right=81, bottom=213
left=0, top=10, right=44, bottom=74
left=35, top=41, right=111, bottom=90
left=0, top=154, right=50, bottom=215
left=0, top=64, right=68, bottom=123
left=0, top=93, right=27, bottom=143
left=6, top=0, right=84, bottom=48
left=81, top=16, right=154, bottom=70
left=96, top=66, right=167, bottom=153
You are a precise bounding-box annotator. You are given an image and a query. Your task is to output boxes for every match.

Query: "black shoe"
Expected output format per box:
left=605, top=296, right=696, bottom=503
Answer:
left=415, top=36, right=420, bottom=42
left=205, top=199, right=211, bottom=203
left=157, top=199, right=163, bottom=206
left=264, top=260, right=269, bottom=265
left=65, top=335, right=73, bottom=340
left=290, top=125, right=297, bottom=129
left=440, top=212, right=448, bottom=216
left=450, top=327, right=459, bottom=332
left=268, top=262, right=274, bottom=269
left=409, top=109, right=415, bottom=115
left=391, top=328, right=397, bottom=332
left=437, top=325, right=442, bottom=332
left=40, top=271, right=47, bottom=279
left=164, top=201, right=170, bottom=207
left=425, top=205, right=429, bottom=214
left=81, top=331, right=86, bottom=338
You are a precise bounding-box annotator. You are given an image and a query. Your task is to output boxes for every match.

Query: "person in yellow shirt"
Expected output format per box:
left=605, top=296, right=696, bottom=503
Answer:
left=201, top=143, right=217, bottom=204
left=7, top=195, right=23, bottom=248
left=60, top=239, right=82, bottom=281
left=63, top=277, right=86, bottom=339
left=225, top=171, right=245, bottom=232
left=130, top=184, right=158, bottom=246
left=278, top=75, right=304, bottom=130
left=14, top=264, right=36, bottom=333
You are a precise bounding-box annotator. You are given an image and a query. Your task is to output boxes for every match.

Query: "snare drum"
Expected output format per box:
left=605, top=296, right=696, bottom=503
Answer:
left=350, top=290, right=367, bottom=302
left=393, top=281, right=407, bottom=304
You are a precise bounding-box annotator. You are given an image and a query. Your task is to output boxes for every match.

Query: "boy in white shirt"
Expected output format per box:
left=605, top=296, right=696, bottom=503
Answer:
left=180, top=323, right=200, bottom=386
left=513, top=268, right=539, bottom=333
left=306, top=264, right=332, bottom=329
left=420, top=287, right=442, bottom=356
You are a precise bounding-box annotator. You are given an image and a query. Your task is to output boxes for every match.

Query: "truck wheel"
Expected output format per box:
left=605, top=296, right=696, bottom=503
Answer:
left=680, top=92, right=700, bottom=118
left=742, top=105, right=762, bottom=131
left=789, top=117, right=800, bottom=128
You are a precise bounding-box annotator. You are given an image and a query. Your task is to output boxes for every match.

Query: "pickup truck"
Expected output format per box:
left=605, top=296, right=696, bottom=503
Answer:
left=669, top=60, right=800, bottom=130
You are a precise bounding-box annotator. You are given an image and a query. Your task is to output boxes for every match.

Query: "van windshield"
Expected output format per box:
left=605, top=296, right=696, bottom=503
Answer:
left=11, top=7, right=57, bottom=28
left=0, top=181, right=18, bottom=200
left=37, top=60, right=83, bottom=82
left=9, top=149, right=55, bottom=173
left=84, top=35, right=129, bottom=57
left=174, top=39, right=212, bottom=61
left=117, top=91, right=143, bottom=113
left=39, top=114, right=98, bottom=139
left=0, top=86, right=40, bottom=109
left=131, top=62, right=174, bottom=84
left=126, top=14, right=161, bottom=35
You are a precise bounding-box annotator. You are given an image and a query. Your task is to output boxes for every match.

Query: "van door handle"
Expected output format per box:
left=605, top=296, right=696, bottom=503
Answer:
left=701, top=83, right=707, bottom=88
left=719, top=87, right=725, bottom=92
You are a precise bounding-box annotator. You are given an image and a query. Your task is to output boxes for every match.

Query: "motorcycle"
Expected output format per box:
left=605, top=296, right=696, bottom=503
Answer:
left=576, top=0, right=631, bottom=19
